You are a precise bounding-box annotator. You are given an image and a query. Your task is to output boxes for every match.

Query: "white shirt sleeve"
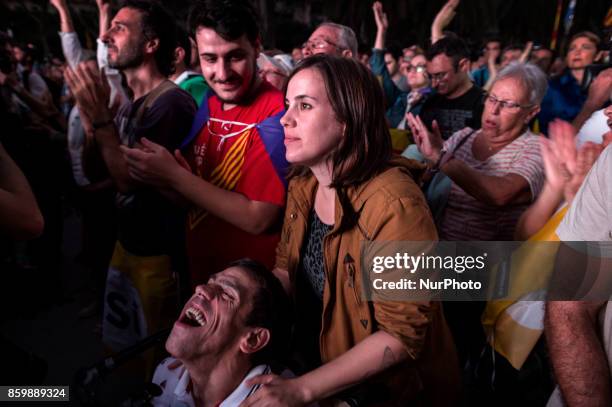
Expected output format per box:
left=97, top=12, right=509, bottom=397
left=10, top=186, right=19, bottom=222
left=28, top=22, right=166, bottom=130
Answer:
left=96, top=38, right=109, bottom=70
left=557, top=145, right=612, bottom=241
left=59, top=31, right=83, bottom=69
left=576, top=109, right=608, bottom=148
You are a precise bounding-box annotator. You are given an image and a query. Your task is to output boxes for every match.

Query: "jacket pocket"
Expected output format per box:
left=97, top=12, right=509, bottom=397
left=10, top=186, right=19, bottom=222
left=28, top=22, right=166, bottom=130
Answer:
left=344, top=253, right=370, bottom=331
left=344, top=253, right=360, bottom=302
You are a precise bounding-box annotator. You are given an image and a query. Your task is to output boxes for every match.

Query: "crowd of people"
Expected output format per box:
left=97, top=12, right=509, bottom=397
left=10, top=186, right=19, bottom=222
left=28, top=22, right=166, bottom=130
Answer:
left=1, top=0, right=612, bottom=405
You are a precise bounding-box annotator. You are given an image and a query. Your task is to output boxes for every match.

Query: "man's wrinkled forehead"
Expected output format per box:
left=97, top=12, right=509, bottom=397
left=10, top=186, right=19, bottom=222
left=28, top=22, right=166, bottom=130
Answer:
left=111, top=7, right=143, bottom=28
left=210, top=266, right=257, bottom=299
left=309, top=25, right=340, bottom=43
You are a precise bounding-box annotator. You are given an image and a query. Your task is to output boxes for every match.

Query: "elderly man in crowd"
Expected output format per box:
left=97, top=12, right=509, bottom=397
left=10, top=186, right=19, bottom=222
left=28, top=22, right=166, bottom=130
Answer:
left=152, top=259, right=290, bottom=406
left=301, top=22, right=357, bottom=59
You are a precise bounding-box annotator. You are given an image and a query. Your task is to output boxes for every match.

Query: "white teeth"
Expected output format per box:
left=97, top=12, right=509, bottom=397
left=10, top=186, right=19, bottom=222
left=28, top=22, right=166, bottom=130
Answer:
left=185, top=307, right=206, bottom=326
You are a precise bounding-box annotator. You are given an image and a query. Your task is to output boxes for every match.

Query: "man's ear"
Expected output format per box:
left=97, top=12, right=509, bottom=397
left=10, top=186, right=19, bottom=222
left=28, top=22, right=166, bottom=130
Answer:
left=174, top=47, right=185, bottom=65
left=458, top=57, right=470, bottom=73
left=239, top=327, right=270, bottom=355
left=145, top=38, right=160, bottom=54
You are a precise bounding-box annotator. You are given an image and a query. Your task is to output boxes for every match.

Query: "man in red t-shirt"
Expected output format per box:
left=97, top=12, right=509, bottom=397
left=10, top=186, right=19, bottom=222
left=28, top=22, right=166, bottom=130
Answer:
left=121, top=0, right=288, bottom=287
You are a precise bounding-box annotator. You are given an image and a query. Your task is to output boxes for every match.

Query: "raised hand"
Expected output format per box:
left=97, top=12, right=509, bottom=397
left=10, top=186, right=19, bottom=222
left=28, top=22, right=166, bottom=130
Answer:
left=95, top=0, right=110, bottom=12
left=519, top=41, right=534, bottom=63
left=544, top=119, right=605, bottom=204
left=49, top=0, right=68, bottom=11
left=585, top=68, right=612, bottom=111
left=406, top=113, right=443, bottom=163
left=372, top=1, right=388, bottom=32
left=431, top=0, right=460, bottom=44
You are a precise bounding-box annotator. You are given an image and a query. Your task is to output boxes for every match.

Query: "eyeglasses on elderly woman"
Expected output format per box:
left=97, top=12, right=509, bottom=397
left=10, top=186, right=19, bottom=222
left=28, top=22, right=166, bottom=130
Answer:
left=485, top=93, right=534, bottom=113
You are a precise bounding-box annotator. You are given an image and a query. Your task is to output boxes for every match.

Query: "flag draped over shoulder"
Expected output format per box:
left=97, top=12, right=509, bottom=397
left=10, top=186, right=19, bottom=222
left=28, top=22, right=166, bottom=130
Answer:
left=482, top=206, right=568, bottom=370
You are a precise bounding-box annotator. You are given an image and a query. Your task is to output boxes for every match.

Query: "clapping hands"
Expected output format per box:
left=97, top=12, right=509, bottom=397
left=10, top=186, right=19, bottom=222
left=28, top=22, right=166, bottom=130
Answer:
left=406, top=113, right=444, bottom=163
left=541, top=119, right=604, bottom=204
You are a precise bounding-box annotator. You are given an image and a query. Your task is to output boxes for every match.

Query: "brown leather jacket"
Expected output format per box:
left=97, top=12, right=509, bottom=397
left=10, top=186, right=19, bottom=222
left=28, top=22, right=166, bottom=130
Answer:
left=275, top=157, right=460, bottom=406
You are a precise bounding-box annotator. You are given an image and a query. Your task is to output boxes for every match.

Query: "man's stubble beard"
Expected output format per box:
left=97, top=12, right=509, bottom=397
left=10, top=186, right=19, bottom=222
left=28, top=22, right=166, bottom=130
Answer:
left=108, top=37, right=146, bottom=72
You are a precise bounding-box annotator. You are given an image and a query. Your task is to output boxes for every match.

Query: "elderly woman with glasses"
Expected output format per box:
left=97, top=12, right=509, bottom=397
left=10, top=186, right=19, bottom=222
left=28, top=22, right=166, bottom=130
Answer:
left=408, top=62, right=547, bottom=241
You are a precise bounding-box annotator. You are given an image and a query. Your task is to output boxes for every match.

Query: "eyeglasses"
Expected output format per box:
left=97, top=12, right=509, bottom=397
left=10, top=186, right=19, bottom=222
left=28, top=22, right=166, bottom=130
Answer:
left=407, top=65, right=427, bottom=74
left=430, top=70, right=452, bottom=82
left=302, top=38, right=344, bottom=52
left=485, top=93, right=533, bottom=112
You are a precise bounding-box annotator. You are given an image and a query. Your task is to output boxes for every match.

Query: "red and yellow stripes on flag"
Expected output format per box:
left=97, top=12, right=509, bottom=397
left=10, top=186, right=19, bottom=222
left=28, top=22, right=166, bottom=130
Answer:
left=209, top=128, right=252, bottom=191
left=550, top=0, right=564, bottom=50
left=188, top=128, right=253, bottom=229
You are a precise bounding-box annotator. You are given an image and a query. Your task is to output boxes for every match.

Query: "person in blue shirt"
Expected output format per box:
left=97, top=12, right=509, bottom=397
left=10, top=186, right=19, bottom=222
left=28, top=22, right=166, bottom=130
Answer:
left=537, top=31, right=601, bottom=136
left=471, top=37, right=501, bottom=88
left=387, top=53, right=432, bottom=129
left=369, top=2, right=432, bottom=128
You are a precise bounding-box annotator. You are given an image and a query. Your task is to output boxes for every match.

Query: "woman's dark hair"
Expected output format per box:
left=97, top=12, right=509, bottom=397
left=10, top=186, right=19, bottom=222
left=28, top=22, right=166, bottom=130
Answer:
left=286, top=54, right=393, bottom=232
left=188, top=0, right=260, bottom=45
left=121, top=0, right=177, bottom=76
left=227, top=258, right=291, bottom=366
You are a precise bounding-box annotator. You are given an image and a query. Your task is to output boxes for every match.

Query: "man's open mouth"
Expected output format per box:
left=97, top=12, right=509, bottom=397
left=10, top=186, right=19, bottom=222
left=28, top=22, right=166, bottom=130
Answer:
left=182, top=307, right=206, bottom=327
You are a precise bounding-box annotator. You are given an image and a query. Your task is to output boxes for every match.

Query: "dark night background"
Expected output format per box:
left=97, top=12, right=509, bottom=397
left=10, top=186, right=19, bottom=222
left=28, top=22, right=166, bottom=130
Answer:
left=1, top=0, right=610, bottom=60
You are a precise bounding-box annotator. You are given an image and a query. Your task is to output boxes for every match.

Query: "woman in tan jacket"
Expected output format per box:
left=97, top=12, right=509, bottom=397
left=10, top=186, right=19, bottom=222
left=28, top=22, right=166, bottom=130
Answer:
left=242, top=55, right=459, bottom=407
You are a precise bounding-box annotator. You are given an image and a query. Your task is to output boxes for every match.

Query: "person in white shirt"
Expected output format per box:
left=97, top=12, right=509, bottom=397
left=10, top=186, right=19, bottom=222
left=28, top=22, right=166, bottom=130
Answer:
left=546, top=105, right=612, bottom=407
left=152, top=259, right=290, bottom=407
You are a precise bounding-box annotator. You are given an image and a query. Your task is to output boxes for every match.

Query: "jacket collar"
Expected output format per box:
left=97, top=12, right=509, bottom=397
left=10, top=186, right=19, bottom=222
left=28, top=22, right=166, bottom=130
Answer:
left=289, top=156, right=426, bottom=233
